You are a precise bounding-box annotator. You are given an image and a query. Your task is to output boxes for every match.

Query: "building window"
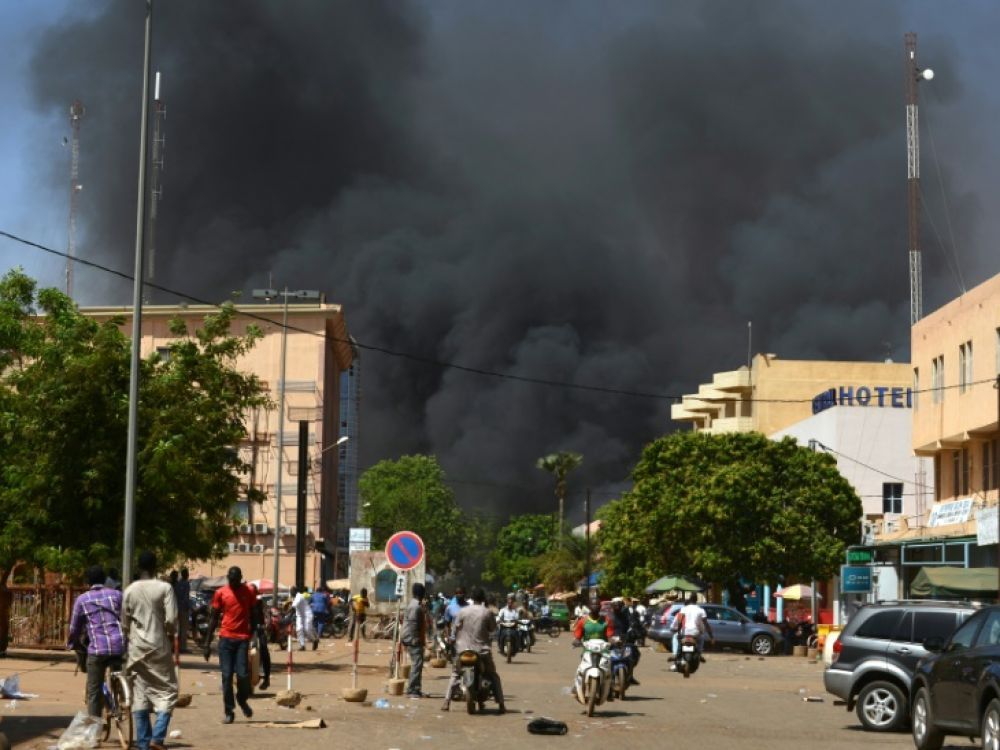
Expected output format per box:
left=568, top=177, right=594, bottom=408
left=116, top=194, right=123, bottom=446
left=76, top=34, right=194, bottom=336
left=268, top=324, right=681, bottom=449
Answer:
left=156, top=346, right=171, bottom=363
left=232, top=499, right=249, bottom=521
left=931, top=355, right=944, bottom=403
left=962, top=447, right=970, bottom=496
left=959, top=341, right=973, bottom=393
left=953, top=451, right=960, bottom=498
left=986, top=439, right=999, bottom=492
left=882, top=483, right=903, bottom=514
left=913, top=367, right=919, bottom=410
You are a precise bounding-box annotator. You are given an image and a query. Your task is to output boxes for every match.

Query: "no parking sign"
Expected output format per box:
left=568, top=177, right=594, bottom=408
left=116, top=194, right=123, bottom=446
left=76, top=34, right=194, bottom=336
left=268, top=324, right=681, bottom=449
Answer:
left=384, top=530, right=424, bottom=571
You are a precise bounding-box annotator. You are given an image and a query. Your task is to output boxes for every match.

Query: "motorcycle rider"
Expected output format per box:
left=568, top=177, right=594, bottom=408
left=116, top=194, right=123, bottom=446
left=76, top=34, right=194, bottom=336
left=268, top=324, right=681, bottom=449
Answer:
left=496, top=594, right=526, bottom=651
left=441, top=587, right=505, bottom=714
left=671, top=593, right=715, bottom=671
left=246, top=583, right=271, bottom=690
left=573, top=604, right=611, bottom=642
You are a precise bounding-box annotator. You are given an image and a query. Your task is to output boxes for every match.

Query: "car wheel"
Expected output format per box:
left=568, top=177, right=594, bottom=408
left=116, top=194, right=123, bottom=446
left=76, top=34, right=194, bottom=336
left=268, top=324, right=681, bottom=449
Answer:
left=982, top=698, right=1000, bottom=750
left=912, top=687, right=944, bottom=750
left=856, top=680, right=907, bottom=732
left=750, top=634, right=773, bottom=656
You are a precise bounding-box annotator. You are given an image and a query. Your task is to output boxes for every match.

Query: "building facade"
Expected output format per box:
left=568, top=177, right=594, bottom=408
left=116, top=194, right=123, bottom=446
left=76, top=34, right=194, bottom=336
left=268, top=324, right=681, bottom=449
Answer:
left=672, top=354, right=914, bottom=437
left=82, top=302, right=353, bottom=588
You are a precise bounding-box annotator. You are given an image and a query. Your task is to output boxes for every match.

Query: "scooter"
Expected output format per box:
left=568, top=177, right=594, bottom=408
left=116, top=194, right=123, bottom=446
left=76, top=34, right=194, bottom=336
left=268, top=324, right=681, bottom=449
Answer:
left=453, top=649, right=499, bottom=715
left=517, top=619, right=535, bottom=652
left=573, top=639, right=612, bottom=716
left=498, top=621, right=519, bottom=663
left=536, top=614, right=561, bottom=638
left=609, top=637, right=632, bottom=699
left=434, top=617, right=456, bottom=662
left=674, top=633, right=701, bottom=678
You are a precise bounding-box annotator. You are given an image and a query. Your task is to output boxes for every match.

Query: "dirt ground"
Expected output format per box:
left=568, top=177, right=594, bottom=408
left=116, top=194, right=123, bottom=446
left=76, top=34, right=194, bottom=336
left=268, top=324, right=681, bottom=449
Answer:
left=0, top=635, right=959, bottom=749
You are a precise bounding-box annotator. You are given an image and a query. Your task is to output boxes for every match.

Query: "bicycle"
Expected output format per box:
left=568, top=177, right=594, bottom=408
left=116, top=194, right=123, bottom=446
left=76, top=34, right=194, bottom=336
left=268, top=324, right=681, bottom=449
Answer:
left=362, top=614, right=400, bottom=641
left=101, top=669, right=133, bottom=749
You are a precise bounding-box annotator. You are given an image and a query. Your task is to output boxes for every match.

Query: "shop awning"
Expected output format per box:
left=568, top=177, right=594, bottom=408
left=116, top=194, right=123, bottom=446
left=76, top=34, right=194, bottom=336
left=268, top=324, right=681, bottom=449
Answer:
left=910, top=567, right=998, bottom=598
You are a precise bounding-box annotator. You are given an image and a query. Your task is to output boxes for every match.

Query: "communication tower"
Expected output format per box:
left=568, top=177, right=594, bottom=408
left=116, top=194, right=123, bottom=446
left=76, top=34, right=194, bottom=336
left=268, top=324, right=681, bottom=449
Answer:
left=146, top=72, right=166, bottom=298
left=904, top=33, right=933, bottom=325
left=66, top=100, right=85, bottom=299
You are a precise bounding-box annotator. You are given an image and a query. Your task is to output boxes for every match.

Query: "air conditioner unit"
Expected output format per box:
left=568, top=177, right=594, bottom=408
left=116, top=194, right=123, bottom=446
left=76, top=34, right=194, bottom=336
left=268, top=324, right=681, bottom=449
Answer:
left=251, top=544, right=266, bottom=553
left=279, top=526, right=293, bottom=536
left=238, top=524, right=252, bottom=534
left=235, top=543, right=250, bottom=553
left=253, top=523, right=269, bottom=535
left=227, top=542, right=237, bottom=553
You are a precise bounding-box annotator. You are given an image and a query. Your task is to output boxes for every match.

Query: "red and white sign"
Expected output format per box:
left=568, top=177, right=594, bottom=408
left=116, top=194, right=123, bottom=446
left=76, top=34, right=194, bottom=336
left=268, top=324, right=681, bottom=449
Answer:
left=384, top=530, right=425, bottom=571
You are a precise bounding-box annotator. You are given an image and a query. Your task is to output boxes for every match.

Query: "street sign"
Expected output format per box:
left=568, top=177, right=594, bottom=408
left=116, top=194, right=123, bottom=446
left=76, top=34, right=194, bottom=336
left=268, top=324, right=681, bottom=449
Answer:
left=846, top=549, right=873, bottom=564
left=349, top=527, right=371, bottom=553
left=841, top=565, right=873, bottom=594
left=385, top=530, right=425, bottom=571
left=394, top=574, right=406, bottom=598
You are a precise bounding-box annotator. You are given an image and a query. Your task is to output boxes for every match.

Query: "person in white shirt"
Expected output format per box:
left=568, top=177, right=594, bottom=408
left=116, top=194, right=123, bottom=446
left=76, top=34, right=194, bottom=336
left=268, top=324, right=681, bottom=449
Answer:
left=290, top=586, right=318, bottom=651
left=497, top=595, right=521, bottom=625
left=671, top=593, right=714, bottom=668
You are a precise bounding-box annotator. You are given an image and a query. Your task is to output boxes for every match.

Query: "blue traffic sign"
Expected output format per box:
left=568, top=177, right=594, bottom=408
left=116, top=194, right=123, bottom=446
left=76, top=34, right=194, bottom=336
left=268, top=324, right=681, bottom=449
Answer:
left=385, top=531, right=425, bottom=571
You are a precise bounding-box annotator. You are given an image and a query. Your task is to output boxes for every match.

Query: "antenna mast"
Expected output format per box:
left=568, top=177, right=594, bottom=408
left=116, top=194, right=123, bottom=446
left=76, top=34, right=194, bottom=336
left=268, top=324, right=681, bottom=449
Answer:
left=146, top=72, right=166, bottom=300
left=66, top=100, right=85, bottom=299
left=905, top=33, right=933, bottom=325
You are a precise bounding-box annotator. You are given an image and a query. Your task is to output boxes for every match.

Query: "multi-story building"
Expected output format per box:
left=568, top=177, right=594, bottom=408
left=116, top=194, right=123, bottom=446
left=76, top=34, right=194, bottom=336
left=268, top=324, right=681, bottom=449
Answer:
left=672, top=354, right=914, bottom=436
left=82, top=301, right=354, bottom=588
left=335, top=342, right=361, bottom=577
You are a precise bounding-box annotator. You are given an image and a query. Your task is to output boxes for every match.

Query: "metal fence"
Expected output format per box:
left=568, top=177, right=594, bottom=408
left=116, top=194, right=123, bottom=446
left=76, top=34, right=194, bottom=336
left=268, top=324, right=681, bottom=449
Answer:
left=7, top=585, right=86, bottom=649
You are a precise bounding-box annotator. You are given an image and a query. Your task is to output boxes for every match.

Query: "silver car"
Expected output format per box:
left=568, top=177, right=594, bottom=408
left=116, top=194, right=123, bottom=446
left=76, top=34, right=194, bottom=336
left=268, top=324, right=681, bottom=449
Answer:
left=701, top=604, right=783, bottom=656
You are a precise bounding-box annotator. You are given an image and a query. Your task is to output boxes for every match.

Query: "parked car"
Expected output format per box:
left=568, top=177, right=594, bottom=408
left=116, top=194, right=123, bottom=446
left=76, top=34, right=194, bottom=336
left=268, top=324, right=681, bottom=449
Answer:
left=647, top=603, right=782, bottom=656
left=910, top=605, right=1000, bottom=749
left=646, top=603, right=683, bottom=645
left=823, top=600, right=978, bottom=733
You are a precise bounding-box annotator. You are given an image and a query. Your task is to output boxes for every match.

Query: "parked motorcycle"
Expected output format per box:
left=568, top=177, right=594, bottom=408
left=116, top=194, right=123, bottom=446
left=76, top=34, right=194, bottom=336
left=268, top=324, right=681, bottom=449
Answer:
left=434, top=617, right=455, bottom=662
left=498, top=622, right=520, bottom=663
left=453, top=649, right=500, bottom=714
left=573, top=639, right=612, bottom=716
left=189, top=592, right=211, bottom=646
left=321, top=607, right=348, bottom=639
left=674, top=633, right=701, bottom=678
left=517, top=619, right=535, bottom=652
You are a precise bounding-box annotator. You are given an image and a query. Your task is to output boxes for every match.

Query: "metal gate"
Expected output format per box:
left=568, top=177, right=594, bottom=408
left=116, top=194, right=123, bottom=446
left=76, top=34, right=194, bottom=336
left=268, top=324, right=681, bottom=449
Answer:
left=7, top=585, right=86, bottom=649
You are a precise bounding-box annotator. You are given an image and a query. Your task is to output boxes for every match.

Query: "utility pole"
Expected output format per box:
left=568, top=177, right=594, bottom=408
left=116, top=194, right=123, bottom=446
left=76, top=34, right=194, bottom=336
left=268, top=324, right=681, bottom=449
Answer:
left=905, top=33, right=934, bottom=325
left=145, top=71, right=166, bottom=301
left=584, top=488, right=591, bottom=605
left=65, top=100, right=85, bottom=300
left=296, top=420, right=308, bottom=590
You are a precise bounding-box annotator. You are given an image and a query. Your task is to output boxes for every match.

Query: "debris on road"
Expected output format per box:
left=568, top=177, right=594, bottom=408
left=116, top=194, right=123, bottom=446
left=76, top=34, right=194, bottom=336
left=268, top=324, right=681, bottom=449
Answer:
left=175, top=693, right=192, bottom=708
left=802, top=696, right=824, bottom=703
left=275, top=689, right=302, bottom=707
left=250, top=718, right=326, bottom=729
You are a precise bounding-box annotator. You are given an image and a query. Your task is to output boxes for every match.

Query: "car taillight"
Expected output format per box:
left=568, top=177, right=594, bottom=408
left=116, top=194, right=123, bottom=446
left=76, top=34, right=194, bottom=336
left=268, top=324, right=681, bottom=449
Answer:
left=831, top=638, right=842, bottom=662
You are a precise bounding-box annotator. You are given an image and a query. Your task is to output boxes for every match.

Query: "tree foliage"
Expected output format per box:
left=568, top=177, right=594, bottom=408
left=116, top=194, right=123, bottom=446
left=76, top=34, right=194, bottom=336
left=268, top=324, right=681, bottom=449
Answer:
left=535, top=532, right=587, bottom=592
left=597, top=431, right=861, bottom=597
left=483, top=513, right=557, bottom=588
left=358, top=454, right=471, bottom=573
left=0, top=269, right=269, bottom=582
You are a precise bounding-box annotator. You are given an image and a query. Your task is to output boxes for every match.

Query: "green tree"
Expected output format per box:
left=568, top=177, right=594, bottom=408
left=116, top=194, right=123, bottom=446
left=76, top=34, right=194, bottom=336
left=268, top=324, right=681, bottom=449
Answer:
left=358, top=454, right=470, bottom=573
left=483, top=513, right=557, bottom=588
left=597, top=431, right=861, bottom=597
left=536, top=451, right=583, bottom=543
left=0, top=270, right=269, bottom=650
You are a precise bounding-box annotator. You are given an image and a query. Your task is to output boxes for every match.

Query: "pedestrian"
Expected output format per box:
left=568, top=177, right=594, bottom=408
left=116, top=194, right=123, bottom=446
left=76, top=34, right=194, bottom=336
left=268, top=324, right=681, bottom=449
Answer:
left=247, top=583, right=271, bottom=691
left=349, top=588, right=369, bottom=641
left=203, top=566, right=256, bottom=724
left=122, top=551, right=178, bottom=750
left=175, top=568, right=191, bottom=653
left=310, top=585, right=330, bottom=640
left=67, top=565, right=126, bottom=719
left=402, top=582, right=428, bottom=699
left=289, top=586, right=318, bottom=651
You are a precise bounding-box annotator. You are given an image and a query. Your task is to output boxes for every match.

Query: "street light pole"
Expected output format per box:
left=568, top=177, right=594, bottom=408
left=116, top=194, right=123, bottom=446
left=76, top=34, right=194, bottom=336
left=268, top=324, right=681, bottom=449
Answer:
left=121, top=0, right=154, bottom=585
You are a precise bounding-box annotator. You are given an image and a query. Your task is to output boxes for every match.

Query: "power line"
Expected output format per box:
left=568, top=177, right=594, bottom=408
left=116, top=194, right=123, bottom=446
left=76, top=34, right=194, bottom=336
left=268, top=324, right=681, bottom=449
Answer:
left=813, top=440, right=933, bottom=493
left=2, top=227, right=996, bottom=405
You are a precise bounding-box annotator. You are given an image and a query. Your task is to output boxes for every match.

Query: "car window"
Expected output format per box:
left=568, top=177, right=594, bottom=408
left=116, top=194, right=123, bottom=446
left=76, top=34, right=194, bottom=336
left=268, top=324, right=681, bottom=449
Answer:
left=946, top=611, right=985, bottom=653
left=913, top=612, right=958, bottom=644
left=714, top=608, right=741, bottom=622
left=892, top=612, right=913, bottom=641
left=855, top=609, right=903, bottom=640
left=974, top=611, right=1000, bottom=649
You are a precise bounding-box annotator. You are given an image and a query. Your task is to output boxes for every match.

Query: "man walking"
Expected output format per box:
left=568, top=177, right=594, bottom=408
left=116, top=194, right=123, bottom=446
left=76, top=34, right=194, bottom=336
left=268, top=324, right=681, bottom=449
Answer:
left=122, top=551, right=178, bottom=750
left=289, top=586, right=318, bottom=651
left=175, top=568, right=191, bottom=653
left=309, top=586, right=330, bottom=642
left=67, top=565, right=126, bottom=719
left=203, top=566, right=256, bottom=724
left=401, top=582, right=428, bottom=698
left=441, top=588, right=505, bottom=713
left=247, top=583, right=272, bottom=691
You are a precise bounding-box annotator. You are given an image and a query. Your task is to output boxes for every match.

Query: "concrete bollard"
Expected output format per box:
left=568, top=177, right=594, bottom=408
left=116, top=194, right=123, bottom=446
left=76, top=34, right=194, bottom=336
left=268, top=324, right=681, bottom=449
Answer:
left=386, top=678, right=405, bottom=695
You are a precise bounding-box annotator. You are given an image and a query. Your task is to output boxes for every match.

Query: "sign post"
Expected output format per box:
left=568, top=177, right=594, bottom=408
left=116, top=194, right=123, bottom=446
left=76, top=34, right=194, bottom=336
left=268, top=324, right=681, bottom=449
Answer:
left=384, top=531, right=424, bottom=681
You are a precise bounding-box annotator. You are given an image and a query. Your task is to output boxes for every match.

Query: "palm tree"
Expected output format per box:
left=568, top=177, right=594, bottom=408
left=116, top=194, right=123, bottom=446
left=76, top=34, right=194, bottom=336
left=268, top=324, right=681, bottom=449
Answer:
left=536, top=451, right=583, bottom=545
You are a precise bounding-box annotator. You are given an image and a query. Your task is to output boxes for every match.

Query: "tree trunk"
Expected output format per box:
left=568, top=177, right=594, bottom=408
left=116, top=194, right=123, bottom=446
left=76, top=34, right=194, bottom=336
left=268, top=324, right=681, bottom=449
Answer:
left=0, top=567, right=11, bottom=657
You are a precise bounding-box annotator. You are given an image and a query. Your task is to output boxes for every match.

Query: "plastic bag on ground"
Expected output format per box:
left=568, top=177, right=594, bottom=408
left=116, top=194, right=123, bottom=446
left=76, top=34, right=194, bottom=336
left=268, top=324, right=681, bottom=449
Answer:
left=55, top=711, right=101, bottom=749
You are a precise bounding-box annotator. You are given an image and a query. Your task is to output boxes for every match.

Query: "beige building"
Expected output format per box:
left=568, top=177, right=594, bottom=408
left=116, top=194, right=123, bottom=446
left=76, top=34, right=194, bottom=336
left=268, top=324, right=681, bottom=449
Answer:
left=83, top=302, right=353, bottom=589
left=671, top=354, right=914, bottom=437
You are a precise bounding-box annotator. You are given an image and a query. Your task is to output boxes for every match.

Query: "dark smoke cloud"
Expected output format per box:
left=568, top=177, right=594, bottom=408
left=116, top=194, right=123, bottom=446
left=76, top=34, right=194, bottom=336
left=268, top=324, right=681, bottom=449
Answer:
left=27, top=1, right=994, bottom=520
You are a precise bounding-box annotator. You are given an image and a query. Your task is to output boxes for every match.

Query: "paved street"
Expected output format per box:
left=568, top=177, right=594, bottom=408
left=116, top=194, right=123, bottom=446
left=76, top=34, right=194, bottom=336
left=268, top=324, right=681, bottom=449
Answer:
left=0, top=635, right=945, bottom=750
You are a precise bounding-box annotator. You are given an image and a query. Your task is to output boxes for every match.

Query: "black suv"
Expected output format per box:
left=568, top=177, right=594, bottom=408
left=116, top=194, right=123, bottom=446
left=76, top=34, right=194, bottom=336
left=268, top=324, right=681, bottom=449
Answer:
left=910, top=605, right=1000, bottom=749
left=824, top=601, right=977, bottom=732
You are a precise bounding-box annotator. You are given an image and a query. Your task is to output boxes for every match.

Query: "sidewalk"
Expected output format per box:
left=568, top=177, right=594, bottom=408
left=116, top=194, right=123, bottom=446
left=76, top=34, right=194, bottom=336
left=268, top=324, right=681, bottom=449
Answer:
left=0, top=636, right=408, bottom=749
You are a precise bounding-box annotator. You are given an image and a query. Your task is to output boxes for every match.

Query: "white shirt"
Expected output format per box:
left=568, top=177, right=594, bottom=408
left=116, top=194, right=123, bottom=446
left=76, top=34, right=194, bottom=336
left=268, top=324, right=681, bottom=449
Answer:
left=292, top=592, right=311, bottom=619
left=678, top=603, right=707, bottom=636
left=574, top=605, right=589, bottom=618
left=497, top=605, right=519, bottom=624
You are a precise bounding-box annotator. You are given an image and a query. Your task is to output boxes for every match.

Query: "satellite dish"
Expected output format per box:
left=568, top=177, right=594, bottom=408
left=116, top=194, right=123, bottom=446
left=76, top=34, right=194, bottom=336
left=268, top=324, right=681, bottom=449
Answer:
left=921, top=68, right=935, bottom=81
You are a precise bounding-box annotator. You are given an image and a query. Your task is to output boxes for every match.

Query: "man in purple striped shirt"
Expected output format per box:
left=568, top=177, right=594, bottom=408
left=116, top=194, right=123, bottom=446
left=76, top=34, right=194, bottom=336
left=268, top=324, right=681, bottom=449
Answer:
left=68, top=565, right=126, bottom=717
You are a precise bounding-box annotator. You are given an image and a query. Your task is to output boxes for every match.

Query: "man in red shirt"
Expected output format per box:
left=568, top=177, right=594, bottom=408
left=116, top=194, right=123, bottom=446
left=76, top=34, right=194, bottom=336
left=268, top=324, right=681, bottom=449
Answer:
left=203, top=566, right=257, bottom=724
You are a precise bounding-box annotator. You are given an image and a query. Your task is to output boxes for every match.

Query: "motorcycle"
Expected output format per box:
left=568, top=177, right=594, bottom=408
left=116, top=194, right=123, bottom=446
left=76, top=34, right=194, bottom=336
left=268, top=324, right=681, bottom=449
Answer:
left=674, top=633, right=701, bottom=678
left=320, top=607, right=348, bottom=639
left=536, top=614, right=561, bottom=638
left=452, top=649, right=499, bottom=714
left=189, top=592, right=211, bottom=646
left=517, top=619, right=535, bottom=652
left=609, top=637, right=632, bottom=699
left=434, top=617, right=455, bottom=662
left=573, top=639, right=612, bottom=716
left=498, top=621, right=520, bottom=663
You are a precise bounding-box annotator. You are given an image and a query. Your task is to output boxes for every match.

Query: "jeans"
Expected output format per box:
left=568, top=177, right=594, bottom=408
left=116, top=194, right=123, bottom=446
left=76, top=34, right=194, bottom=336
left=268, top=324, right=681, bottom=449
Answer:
left=406, top=643, right=424, bottom=695
left=133, top=708, right=171, bottom=750
left=218, top=637, right=251, bottom=716
left=85, top=654, right=122, bottom=718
